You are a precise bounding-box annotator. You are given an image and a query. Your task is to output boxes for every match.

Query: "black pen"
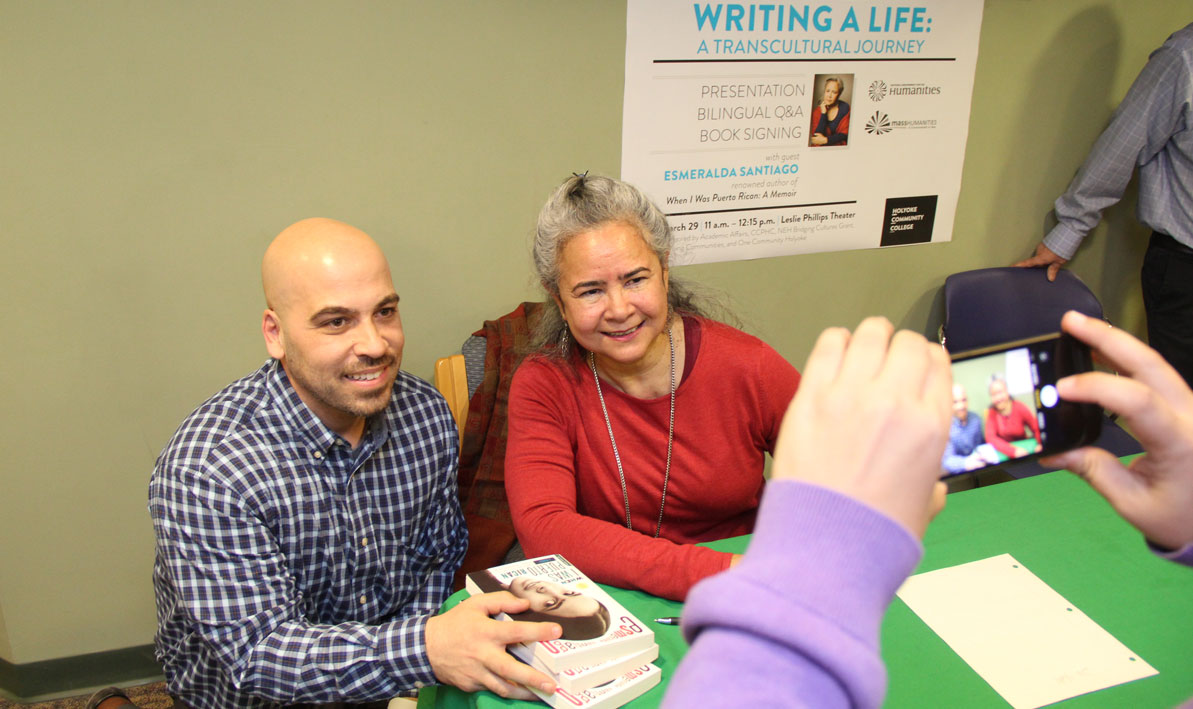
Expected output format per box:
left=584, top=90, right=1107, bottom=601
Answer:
left=654, top=617, right=681, bottom=625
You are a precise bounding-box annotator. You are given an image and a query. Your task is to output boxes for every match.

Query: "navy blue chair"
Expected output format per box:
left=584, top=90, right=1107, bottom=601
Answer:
left=940, top=267, right=1142, bottom=479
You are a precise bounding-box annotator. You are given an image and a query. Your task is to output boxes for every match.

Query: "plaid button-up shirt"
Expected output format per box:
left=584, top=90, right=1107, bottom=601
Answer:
left=150, top=360, right=466, bottom=708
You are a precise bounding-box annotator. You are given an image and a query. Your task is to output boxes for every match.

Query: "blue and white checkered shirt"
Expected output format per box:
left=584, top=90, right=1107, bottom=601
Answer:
left=1044, top=22, right=1193, bottom=258
left=150, top=360, right=466, bottom=708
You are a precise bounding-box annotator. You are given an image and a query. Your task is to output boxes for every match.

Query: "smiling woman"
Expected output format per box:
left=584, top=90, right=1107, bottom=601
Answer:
left=504, top=174, right=802, bottom=601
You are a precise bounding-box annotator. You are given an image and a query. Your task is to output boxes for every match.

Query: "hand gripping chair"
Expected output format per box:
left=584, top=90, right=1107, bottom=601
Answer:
left=939, top=267, right=1143, bottom=479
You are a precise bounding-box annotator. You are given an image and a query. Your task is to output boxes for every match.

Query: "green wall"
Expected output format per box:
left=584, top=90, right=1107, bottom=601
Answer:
left=0, top=0, right=1186, bottom=670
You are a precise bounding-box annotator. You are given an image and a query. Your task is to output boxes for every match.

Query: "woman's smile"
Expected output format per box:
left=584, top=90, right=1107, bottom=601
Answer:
left=603, top=322, right=644, bottom=340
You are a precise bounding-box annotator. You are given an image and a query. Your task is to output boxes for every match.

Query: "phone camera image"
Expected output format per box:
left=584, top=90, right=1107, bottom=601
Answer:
left=941, top=333, right=1101, bottom=478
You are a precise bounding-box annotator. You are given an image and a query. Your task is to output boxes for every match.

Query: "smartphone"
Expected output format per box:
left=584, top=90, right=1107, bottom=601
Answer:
left=941, top=332, right=1101, bottom=476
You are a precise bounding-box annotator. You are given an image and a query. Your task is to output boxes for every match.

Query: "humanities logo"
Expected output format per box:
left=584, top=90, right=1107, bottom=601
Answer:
left=888, top=82, right=942, bottom=97
left=866, top=112, right=892, bottom=135
left=868, top=80, right=888, bottom=101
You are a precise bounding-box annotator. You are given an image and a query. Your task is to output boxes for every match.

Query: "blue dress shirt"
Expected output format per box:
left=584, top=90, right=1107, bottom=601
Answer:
left=150, top=360, right=466, bottom=708
left=942, top=411, right=984, bottom=474
left=1044, top=23, right=1193, bottom=257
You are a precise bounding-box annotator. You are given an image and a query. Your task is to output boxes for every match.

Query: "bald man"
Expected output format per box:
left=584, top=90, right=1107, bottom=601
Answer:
left=941, top=383, right=985, bottom=475
left=149, top=219, right=560, bottom=708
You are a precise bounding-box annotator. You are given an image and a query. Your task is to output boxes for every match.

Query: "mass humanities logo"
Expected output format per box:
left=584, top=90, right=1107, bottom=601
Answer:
left=868, top=80, right=887, bottom=101
left=866, top=111, right=938, bottom=135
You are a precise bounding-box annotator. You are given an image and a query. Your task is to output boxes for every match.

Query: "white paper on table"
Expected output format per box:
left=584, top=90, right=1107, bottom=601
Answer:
left=896, top=553, right=1157, bottom=709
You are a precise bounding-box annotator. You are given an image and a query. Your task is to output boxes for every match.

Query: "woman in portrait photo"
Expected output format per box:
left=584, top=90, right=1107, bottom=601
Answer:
left=809, top=76, right=850, bottom=146
left=504, top=174, right=801, bottom=601
left=469, top=570, right=611, bottom=640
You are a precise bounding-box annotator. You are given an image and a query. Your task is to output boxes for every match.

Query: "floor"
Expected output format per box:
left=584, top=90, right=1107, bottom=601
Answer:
left=0, top=681, right=171, bottom=708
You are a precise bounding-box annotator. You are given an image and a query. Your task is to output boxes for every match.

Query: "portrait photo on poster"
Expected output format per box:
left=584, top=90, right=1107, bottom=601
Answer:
left=809, top=73, right=853, bottom=148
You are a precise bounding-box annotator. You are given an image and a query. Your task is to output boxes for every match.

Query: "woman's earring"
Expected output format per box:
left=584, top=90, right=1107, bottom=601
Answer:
left=559, top=325, right=570, bottom=355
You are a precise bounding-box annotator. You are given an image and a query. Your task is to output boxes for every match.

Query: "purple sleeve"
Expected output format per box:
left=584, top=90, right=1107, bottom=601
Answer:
left=663, top=480, right=922, bottom=709
left=1150, top=540, right=1193, bottom=566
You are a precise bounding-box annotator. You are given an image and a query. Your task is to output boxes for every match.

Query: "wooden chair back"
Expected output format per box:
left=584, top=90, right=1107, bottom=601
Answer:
left=434, top=353, right=469, bottom=442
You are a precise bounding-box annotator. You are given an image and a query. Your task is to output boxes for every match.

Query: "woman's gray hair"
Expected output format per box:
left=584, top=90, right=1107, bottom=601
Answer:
left=533, top=174, right=672, bottom=294
left=528, top=173, right=715, bottom=357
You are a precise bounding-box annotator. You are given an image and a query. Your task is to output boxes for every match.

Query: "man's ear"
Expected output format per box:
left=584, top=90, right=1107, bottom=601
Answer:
left=262, top=309, right=285, bottom=361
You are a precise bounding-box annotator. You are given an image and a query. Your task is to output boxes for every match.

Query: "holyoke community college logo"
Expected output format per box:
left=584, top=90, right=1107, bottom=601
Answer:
left=868, top=80, right=887, bottom=101
left=866, top=112, right=892, bottom=135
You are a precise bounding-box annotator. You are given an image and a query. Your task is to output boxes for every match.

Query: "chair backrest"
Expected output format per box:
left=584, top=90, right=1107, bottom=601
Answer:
left=434, top=353, right=469, bottom=441
left=941, top=267, right=1104, bottom=353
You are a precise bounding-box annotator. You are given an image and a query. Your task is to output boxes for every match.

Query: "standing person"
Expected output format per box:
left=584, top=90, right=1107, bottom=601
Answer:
left=150, top=218, right=562, bottom=708
left=810, top=77, right=851, bottom=146
left=1014, top=23, right=1193, bottom=384
left=664, top=311, right=1193, bottom=708
left=504, top=174, right=800, bottom=601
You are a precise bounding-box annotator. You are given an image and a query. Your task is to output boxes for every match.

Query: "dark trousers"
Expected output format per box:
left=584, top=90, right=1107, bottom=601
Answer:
left=1141, top=232, right=1193, bottom=386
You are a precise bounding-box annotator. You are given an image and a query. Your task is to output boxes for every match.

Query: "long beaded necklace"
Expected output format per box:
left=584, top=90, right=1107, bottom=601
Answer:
left=588, top=323, right=675, bottom=538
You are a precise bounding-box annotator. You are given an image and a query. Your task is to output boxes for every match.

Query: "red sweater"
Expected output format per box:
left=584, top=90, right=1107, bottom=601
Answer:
left=505, top=318, right=799, bottom=600
left=984, top=400, right=1042, bottom=458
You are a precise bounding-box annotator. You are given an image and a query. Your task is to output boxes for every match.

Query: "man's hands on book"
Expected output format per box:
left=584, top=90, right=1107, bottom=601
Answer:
left=772, top=317, right=952, bottom=538
left=426, top=591, right=562, bottom=699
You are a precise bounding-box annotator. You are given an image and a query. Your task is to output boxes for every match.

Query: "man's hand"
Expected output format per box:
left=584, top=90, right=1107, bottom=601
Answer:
left=1042, top=311, right=1193, bottom=550
left=772, top=317, right=953, bottom=538
left=425, top=592, right=562, bottom=700
left=1012, top=242, right=1069, bottom=281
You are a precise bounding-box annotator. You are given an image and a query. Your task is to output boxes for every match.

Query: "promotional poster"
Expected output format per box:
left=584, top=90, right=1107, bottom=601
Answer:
left=622, top=1, right=985, bottom=264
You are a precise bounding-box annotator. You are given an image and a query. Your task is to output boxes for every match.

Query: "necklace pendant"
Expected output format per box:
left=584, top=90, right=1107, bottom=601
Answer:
left=589, top=321, right=678, bottom=539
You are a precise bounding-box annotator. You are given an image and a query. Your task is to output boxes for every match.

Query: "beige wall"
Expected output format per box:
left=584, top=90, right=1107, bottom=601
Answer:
left=0, top=0, right=1186, bottom=664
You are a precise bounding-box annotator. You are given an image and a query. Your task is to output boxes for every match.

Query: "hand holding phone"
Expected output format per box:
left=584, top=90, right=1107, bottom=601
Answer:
left=1043, top=311, right=1193, bottom=551
left=774, top=317, right=953, bottom=538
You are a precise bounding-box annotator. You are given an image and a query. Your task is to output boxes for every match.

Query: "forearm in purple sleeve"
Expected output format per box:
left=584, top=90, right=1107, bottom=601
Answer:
left=664, top=480, right=922, bottom=709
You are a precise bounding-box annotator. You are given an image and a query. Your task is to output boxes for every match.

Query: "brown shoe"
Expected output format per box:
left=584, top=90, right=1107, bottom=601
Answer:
left=85, top=686, right=136, bottom=709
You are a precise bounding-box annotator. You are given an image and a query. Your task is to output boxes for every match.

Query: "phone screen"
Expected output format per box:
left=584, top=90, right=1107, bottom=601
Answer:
left=943, top=333, right=1097, bottom=476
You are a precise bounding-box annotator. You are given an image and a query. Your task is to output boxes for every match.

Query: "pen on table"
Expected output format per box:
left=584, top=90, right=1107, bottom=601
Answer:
left=654, top=617, right=680, bottom=625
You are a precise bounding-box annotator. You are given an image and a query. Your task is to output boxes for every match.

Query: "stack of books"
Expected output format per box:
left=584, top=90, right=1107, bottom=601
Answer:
left=465, top=554, right=661, bottom=709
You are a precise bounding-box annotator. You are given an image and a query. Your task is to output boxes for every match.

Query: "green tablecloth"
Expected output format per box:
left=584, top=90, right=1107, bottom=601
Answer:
left=422, top=469, right=1193, bottom=708
left=997, top=436, right=1040, bottom=462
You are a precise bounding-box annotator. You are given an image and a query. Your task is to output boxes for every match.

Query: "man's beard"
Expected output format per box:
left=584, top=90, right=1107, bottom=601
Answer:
left=287, top=352, right=399, bottom=419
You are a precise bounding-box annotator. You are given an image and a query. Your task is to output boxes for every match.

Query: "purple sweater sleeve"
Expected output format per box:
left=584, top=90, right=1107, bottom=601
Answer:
left=663, top=480, right=923, bottom=709
left=1151, top=540, right=1193, bottom=566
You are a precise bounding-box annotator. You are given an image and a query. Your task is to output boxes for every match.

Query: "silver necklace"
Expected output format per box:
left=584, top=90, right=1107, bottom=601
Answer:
left=588, top=324, right=675, bottom=538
